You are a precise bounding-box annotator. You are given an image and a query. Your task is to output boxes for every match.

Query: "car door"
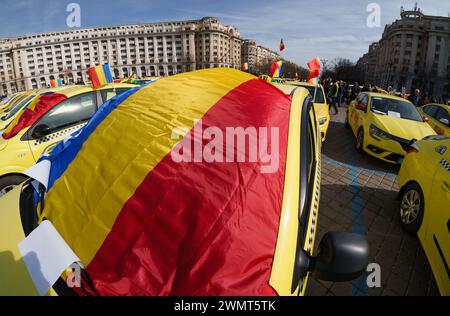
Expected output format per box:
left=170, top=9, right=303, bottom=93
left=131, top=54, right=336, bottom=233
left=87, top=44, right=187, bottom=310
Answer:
left=427, top=142, right=450, bottom=294
left=422, top=105, right=440, bottom=132
left=433, top=107, right=450, bottom=136
left=26, top=92, right=97, bottom=161
left=350, top=93, right=368, bottom=135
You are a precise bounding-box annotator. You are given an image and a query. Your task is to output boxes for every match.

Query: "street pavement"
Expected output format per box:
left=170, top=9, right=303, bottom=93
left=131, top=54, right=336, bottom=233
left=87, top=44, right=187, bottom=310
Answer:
left=306, top=103, right=439, bottom=296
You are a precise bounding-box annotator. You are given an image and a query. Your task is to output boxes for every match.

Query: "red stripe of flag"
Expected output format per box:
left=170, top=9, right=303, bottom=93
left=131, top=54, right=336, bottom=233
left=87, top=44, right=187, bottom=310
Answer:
left=88, top=67, right=101, bottom=88
left=2, top=94, right=68, bottom=139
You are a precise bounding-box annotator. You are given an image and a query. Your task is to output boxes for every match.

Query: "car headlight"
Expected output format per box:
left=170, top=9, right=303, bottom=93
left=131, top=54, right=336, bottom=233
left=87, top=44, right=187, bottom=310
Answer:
left=369, top=124, right=391, bottom=140
left=318, top=117, right=327, bottom=125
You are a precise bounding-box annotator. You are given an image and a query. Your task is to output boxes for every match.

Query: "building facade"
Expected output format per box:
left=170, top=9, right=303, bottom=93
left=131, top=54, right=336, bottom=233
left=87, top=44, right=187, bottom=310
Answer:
left=0, top=17, right=242, bottom=95
left=358, top=6, right=450, bottom=98
left=241, top=39, right=280, bottom=72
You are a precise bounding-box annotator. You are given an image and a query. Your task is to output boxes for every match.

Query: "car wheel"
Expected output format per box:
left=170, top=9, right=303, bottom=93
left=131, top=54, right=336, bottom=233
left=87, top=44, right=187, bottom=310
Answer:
left=356, top=128, right=364, bottom=152
left=345, top=112, right=350, bottom=128
left=0, top=175, right=28, bottom=198
left=399, top=183, right=425, bottom=234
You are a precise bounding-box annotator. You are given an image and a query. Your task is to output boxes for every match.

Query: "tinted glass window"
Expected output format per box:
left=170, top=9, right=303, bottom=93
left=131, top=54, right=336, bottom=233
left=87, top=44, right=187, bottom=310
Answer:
left=306, top=116, right=315, bottom=183
left=435, top=108, right=450, bottom=125
left=100, top=88, right=132, bottom=102
left=362, top=94, right=369, bottom=106
left=423, top=105, right=438, bottom=117
left=303, top=86, right=325, bottom=104
left=34, top=92, right=96, bottom=134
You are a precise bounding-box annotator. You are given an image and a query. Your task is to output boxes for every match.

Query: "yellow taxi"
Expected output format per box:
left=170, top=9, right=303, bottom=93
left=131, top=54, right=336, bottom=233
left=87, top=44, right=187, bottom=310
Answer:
left=346, top=92, right=436, bottom=164
left=0, top=69, right=367, bottom=296
left=0, top=93, right=21, bottom=112
left=273, top=82, right=330, bottom=142
left=0, top=83, right=136, bottom=196
left=397, top=135, right=450, bottom=296
left=419, top=103, right=450, bottom=136
left=0, top=91, right=36, bottom=114
left=0, top=87, right=70, bottom=131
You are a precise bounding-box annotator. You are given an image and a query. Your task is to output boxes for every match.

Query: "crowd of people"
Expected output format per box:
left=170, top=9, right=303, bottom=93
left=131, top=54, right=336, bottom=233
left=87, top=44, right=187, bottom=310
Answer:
left=321, top=78, right=449, bottom=115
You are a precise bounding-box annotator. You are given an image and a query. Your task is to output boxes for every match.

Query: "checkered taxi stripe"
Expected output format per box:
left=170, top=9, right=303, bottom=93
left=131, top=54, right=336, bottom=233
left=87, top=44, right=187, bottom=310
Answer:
left=34, top=123, right=86, bottom=146
left=299, top=154, right=321, bottom=295
left=440, top=159, right=450, bottom=172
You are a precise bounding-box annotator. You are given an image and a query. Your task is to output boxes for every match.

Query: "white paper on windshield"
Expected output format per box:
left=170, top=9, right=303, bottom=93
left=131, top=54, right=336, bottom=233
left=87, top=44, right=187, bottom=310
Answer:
left=23, top=159, right=51, bottom=191
left=18, top=220, right=81, bottom=296
left=387, top=111, right=401, bottom=118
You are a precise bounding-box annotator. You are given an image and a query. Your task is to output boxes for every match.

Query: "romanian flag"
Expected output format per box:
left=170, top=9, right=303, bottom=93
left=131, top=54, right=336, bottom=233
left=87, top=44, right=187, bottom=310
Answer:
left=88, top=64, right=114, bottom=88
left=242, top=62, right=249, bottom=71
left=40, top=69, right=292, bottom=296
left=307, top=57, right=321, bottom=84
left=50, top=79, right=64, bottom=88
left=2, top=94, right=68, bottom=139
left=270, top=60, right=283, bottom=78
left=280, top=39, right=285, bottom=52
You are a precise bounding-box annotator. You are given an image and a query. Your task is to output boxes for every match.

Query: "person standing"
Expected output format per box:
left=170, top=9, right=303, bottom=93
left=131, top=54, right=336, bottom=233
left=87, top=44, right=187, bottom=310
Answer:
left=409, top=89, right=422, bottom=107
left=329, top=80, right=339, bottom=114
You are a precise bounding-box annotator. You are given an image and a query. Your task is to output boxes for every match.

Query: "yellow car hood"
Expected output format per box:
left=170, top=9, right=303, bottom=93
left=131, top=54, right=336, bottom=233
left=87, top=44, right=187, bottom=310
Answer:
left=0, top=184, right=40, bottom=295
left=0, top=135, right=7, bottom=151
left=372, top=115, right=436, bottom=140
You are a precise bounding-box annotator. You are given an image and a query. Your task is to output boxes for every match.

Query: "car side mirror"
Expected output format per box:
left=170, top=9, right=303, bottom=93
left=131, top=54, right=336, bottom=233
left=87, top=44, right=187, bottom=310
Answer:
left=31, top=124, right=51, bottom=139
left=423, top=116, right=429, bottom=123
left=310, top=232, right=369, bottom=282
left=439, top=118, right=449, bottom=126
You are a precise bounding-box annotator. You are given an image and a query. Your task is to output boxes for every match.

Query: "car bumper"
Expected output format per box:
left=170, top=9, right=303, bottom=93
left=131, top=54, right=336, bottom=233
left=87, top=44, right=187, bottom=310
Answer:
left=363, top=134, right=410, bottom=164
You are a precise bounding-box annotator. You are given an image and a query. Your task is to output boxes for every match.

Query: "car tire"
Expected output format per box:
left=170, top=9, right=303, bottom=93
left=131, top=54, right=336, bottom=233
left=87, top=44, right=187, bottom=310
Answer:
left=345, top=112, right=350, bottom=128
left=399, top=182, right=425, bottom=234
left=0, top=175, right=28, bottom=197
left=356, top=128, right=364, bottom=153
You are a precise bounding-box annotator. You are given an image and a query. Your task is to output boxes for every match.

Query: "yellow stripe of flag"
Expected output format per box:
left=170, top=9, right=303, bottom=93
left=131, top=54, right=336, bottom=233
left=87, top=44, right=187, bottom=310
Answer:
left=43, top=69, right=256, bottom=265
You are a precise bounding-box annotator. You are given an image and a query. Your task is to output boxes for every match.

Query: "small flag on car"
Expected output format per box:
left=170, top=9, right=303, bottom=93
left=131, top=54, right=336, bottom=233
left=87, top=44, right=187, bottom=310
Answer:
left=270, top=60, right=283, bottom=78
left=88, top=64, right=114, bottom=88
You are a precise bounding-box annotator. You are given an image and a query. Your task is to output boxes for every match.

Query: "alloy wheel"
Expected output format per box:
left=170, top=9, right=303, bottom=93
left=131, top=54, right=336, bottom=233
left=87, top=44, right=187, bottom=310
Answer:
left=400, top=190, right=421, bottom=225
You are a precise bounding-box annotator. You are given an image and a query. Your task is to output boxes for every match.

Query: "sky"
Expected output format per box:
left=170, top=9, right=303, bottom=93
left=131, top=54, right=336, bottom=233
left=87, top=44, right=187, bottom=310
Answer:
left=0, top=0, right=449, bottom=66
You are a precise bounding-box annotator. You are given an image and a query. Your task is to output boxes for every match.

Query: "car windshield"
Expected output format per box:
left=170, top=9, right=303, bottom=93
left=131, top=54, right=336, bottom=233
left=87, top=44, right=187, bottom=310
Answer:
left=371, top=97, right=423, bottom=122
left=303, top=86, right=325, bottom=103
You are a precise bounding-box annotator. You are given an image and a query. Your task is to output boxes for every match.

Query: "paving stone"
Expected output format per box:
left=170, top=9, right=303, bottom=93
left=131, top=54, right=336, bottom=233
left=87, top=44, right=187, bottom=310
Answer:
left=306, top=107, right=437, bottom=296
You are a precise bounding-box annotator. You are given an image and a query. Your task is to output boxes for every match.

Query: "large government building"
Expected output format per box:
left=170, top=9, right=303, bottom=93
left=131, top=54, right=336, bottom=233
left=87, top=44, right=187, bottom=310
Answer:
left=358, top=6, right=450, bottom=98
left=241, top=39, right=280, bottom=73
left=0, top=17, right=278, bottom=95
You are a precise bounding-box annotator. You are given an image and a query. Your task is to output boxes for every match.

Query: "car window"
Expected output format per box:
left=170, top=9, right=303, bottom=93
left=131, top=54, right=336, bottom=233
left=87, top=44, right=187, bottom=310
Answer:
left=435, top=108, right=450, bottom=126
left=100, top=88, right=132, bottom=102
left=303, top=86, right=325, bottom=103
left=362, top=94, right=368, bottom=106
left=33, top=92, right=97, bottom=135
left=357, top=93, right=368, bottom=105
left=423, top=105, right=438, bottom=117
left=371, top=97, right=423, bottom=122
